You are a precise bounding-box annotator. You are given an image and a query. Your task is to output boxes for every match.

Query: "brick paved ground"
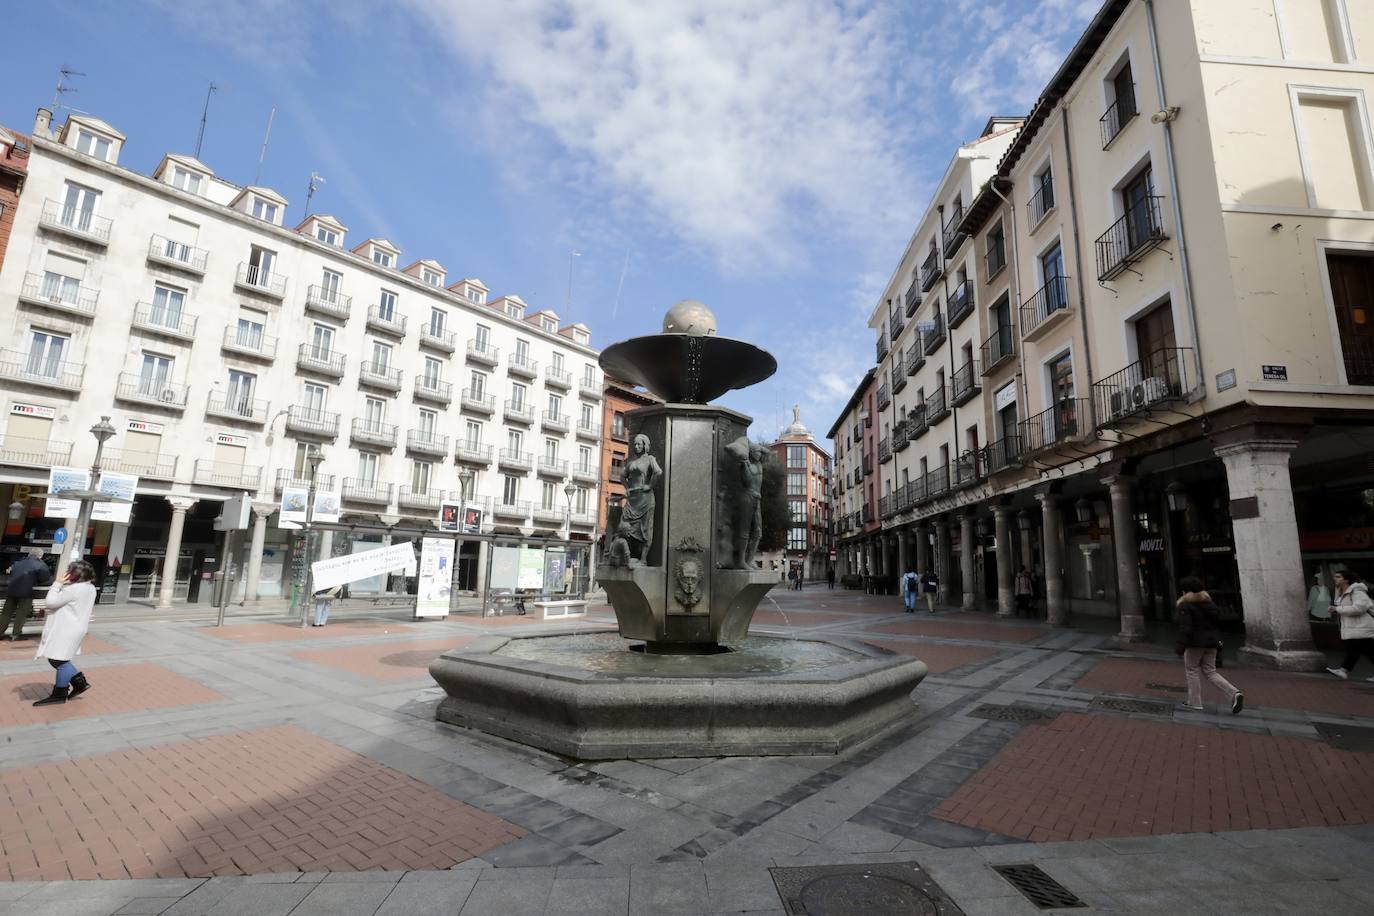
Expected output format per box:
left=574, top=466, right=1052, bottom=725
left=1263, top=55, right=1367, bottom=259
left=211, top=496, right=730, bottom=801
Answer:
left=869, top=616, right=1044, bottom=643
left=0, top=663, right=223, bottom=728
left=0, top=725, right=523, bottom=880
left=200, top=620, right=423, bottom=644
left=290, top=637, right=475, bottom=681
left=0, top=634, right=122, bottom=659
left=932, top=712, right=1374, bottom=841
left=859, top=637, right=1003, bottom=674
left=1075, top=656, right=1374, bottom=717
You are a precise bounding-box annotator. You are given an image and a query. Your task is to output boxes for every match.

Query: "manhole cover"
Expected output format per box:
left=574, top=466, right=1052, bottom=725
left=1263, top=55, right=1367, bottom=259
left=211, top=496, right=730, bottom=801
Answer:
left=993, top=864, right=1086, bottom=909
left=1090, top=696, right=1173, bottom=716
left=967, top=703, right=1056, bottom=723
left=378, top=650, right=439, bottom=669
left=1144, top=682, right=1186, bottom=694
left=1315, top=721, right=1374, bottom=752
left=770, top=862, right=964, bottom=915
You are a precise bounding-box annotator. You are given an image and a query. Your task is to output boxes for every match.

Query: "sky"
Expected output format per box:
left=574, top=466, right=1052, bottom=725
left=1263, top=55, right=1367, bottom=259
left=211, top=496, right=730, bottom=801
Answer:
left=6, top=0, right=1101, bottom=448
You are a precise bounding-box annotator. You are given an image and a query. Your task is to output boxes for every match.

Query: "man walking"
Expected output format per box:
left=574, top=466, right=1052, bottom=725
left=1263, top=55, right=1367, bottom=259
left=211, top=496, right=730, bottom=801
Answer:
left=1, top=548, right=53, bottom=640
left=900, top=568, right=919, bottom=613
left=826, top=566, right=836, bottom=590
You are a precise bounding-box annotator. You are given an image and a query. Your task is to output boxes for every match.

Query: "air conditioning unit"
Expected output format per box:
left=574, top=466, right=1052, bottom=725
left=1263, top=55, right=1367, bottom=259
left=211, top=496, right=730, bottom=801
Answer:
left=159, top=388, right=179, bottom=403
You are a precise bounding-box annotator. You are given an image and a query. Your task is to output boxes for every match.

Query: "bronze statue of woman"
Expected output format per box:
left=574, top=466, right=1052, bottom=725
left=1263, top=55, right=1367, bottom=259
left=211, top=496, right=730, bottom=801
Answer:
left=618, top=433, right=663, bottom=563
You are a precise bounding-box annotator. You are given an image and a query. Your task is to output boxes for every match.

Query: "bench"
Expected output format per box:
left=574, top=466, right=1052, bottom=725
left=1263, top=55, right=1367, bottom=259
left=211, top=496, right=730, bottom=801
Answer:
left=532, top=599, right=587, bottom=620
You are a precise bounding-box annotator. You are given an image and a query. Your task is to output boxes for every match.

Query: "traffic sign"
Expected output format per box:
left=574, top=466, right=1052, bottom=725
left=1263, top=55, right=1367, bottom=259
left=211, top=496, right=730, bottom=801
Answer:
left=53, top=528, right=68, bottom=544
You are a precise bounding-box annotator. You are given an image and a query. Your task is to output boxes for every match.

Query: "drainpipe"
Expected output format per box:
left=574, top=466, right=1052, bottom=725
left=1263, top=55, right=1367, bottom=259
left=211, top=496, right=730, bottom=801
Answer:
left=988, top=179, right=1030, bottom=425
left=1145, top=0, right=1205, bottom=395
left=1059, top=105, right=1100, bottom=428
left=938, top=206, right=959, bottom=483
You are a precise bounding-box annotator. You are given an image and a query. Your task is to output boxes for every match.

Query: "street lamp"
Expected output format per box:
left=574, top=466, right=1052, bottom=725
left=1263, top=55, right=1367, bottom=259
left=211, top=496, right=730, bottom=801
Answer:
left=563, top=480, right=578, bottom=595
left=1016, top=510, right=1032, bottom=532
left=298, top=445, right=325, bottom=628
left=1164, top=480, right=1189, bottom=513
left=1074, top=497, right=1094, bottom=524
left=67, top=415, right=117, bottom=567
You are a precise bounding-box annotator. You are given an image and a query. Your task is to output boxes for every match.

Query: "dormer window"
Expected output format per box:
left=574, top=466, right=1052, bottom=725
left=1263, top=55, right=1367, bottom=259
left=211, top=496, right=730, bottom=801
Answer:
left=574, top=329, right=589, bottom=345
left=470, top=288, right=486, bottom=304
left=506, top=303, right=522, bottom=318
left=172, top=167, right=202, bottom=195
left=252, top=198, right=278, bottom=223
left=316, top=225, right=338, bottom=246
left=373, top=249, right=393, bottom=268
left=422, top=268, right=442, bottom=286
left=541, top=317, right=557, bottom=333
left=75, top=129, right=111, bottom=161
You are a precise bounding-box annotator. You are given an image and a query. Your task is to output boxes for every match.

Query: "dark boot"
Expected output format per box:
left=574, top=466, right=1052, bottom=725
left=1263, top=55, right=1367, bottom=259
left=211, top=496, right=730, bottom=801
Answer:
left=68, top=673, right=90, bottom=698
left=32, top=685, right=68, bottom=706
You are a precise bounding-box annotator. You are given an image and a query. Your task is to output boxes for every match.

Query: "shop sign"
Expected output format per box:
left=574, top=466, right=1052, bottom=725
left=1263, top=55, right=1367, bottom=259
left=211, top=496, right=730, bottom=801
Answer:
left=1202, top=546, right=1233, bottom=553
left=1261, top=365, right=1288, bottom=381
left=127, top=419, right=164, bottom=434
left=10, top=403, right=56, bottom=419
left=45, top=466, right=90, bottom=518
left=215, top=433, right=250, bottom=447
left=1299, top=527, right=1374, bottom=552
left=1140, top=537, right=1166, bottom=552
left=994, top=382, right=1017, bottom=412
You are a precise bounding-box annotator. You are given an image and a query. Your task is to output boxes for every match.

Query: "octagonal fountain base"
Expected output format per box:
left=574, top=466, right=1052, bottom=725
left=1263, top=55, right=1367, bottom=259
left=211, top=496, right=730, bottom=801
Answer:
left=429, top=629, right=928, bottom=760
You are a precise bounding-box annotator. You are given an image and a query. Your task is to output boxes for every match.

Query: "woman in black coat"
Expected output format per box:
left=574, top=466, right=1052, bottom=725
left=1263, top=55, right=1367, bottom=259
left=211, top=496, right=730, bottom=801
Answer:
left=1176, top=576, right=1243, bottom=714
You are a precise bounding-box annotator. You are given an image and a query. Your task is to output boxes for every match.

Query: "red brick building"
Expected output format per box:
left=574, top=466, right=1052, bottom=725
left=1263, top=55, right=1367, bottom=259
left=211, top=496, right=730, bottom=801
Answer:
left=599, top=375, right=660, bottom=536
left=0, top=124, right=30, bottom=272
left=770, top=407, right=833, bottom=581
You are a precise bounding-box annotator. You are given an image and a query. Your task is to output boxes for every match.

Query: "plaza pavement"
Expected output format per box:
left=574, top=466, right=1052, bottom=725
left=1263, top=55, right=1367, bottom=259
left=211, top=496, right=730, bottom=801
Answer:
left=1, top=587, right=1372, bottom=914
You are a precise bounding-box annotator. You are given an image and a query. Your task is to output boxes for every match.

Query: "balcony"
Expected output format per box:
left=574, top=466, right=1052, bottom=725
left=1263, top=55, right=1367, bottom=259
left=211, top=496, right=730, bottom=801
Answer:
left=942, top=207, right=967, bottom=255
left=908, top=411, right=929, bottom=441
left=194, top=460, right=261, bottom=491
left=571, top=463, right=598, bottom=483
left=398, top=487, right=443, bottom=512
left=0, top=435, right=73, bottom=469
left=953, top=449, right=985, bottom=490
left=576, top=421, right=601, bottom=441
left=988, top=436, right=1024, bottom=473
left=876, top=380, right=891, bottom=411
left=493, top=500, right=530, bottom=521
left=1096, top=197, right=1167, bottom=281
left=1100, top=88, right=1137, bottom=148
left=951, top=361, right=981, bottom=407
left=920, top=248, right=942, bottom=292
left=922, top=311, right=946, bottom=356
left=905, top=345, right=924, bottom=377
left=508, top=353, right=539, bottom=379
left=147, top=234, right=208, bottom=275
left=891, top=363, right=906, bottom=395
left=890, top=313, right=905, bottom=342
left=570, top=512, right=597, bottom=528
left=455, top=441, right=493, bottom=465
left=406, top=429, right=449, bottom=458
left=876, top=335, right=890, bottom=363
left=366, top=306, right=407, bottom=338
left=359, top=361, right=403, bottom=393
left=460, top=389, right=495, bottom=414
left=580, top=375, right=603, bottom=400
left=1022, top=399, right=1087, bottom=455
left=610, top=467, right=624, bottom=484
left=39, top=199, right=111, bottom=246
left=879, top=494, right=893, bottom=520
left=1020, top=276, right=1073, bottom=343
left=419, top=324, right=457, bottom=353
left=537, top=457, right=569, bottom=478
left=947, top=280, right=975, bottom=329
left=504, top=400, right=534, bottom=425
left=893, top=420, right=910, bottom=452
left=1028, top=178, right=1056, bottom=228
left=1343, top=336, right=1374, bottom=386
left=980, top=325, right=1015, bottom=376
left=413, top=376, right=453, bottom=405
left=18, top=272, right=99, bottom=319
left=103, top=447, right=175, bottom=480
left=498, top=448, right=534, bottom=472
left=205, top=392, right=268, bottom=425
left=342, top=479, right=392, bottom=505
left=1093, top=347, right=1193, bottom=429
left=296, top=344, right=345, bottom=379
left=131, top=302, right=198, bottom=341
left=924, top=384, right=949, bottom=425
left=115, top=373, right=188, bottom=410
left=925, top=463, right=950, bottom=501
left=285, top=405, right=340, bottom=438
left=545, top=366, right=572, bottom=390
left=466, top=339, right=499, bottom=366
left=541, top=410, right=570, bottom=434
left=533, top=504, right=567, bottom=526
left=235, top=263, right=287, bottom=300
left=274, top=469, right=336, bottom=494
left=879, top=436, right=892, bottom=464
left=904, top=280, right=922, bottom=317
left=350, top=419, right=398, bottom=449
left=303, top=284, right=351, bottom=322
left=221, top=326, right=277, bottom=361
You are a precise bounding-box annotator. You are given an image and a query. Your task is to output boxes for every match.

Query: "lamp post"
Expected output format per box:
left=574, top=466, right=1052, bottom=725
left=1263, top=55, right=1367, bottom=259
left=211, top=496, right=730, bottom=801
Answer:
left=298, top=445, right=324, bottom=628
left=563, top=480, right=578, bottom=594
left=456, top=467, right=474, bottom=609
left=66, top=416, right=117, bottom=571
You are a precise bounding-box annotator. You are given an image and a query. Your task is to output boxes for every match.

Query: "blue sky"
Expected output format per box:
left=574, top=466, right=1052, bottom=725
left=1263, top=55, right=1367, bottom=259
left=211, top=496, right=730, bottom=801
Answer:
left=6, top=0, right=1099, bottom=446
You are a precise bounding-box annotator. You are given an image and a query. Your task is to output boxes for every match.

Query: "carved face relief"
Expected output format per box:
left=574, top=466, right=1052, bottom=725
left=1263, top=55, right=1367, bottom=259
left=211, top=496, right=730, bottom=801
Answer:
left=675, top=558, right=702, bottom=609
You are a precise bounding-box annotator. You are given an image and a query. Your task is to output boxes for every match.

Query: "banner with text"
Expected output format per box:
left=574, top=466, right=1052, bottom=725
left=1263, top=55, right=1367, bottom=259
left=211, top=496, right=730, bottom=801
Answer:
left=311, top=541, right=417, bottom=592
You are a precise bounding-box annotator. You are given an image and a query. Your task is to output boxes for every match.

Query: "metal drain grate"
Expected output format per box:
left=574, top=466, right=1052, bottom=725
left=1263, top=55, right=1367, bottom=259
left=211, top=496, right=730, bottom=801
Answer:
left=1144, top=682, right=1186, bottom=694
left=1090, top=696, right=1174, bottom=716
left=992, top=864, right=1086, bottom=909
left=967, top=704, right=1056, bottom=724
left=769, top=862, right=964, bottom=915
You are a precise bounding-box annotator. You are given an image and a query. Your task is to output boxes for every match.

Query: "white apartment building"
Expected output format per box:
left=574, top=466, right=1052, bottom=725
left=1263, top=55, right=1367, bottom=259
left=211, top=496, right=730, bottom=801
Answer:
left=0, top=107, right=604, bottom=606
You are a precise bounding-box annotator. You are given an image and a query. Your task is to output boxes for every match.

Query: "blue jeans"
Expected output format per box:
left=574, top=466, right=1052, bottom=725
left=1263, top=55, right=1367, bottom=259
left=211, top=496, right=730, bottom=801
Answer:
left=47, top=658, right=79, bottom=687
left=903, top=591, right=917, bottom=610
left=312, top=598, right=332, bottom=626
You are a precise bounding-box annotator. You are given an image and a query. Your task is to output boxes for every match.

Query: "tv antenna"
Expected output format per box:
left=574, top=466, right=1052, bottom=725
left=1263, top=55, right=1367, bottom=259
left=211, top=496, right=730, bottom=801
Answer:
left=194, top=82, right=221, bottom=160
left=305, top=172, right=326, bottom=216
left=51, top=67, right=86, bottom=111
left=254, top=105, right=276, bottom=185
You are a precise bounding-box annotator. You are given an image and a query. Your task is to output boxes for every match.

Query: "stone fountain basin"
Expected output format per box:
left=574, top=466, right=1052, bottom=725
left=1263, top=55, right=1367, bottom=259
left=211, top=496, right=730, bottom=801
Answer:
left=428, top=629, right=928, bottom=760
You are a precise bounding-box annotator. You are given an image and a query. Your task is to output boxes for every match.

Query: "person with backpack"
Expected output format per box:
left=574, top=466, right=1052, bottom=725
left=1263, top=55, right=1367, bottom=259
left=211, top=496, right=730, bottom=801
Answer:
left=1325, top=569, right=1374, bottom=681
left=1175, top=576, right=1243, bottom=714
left=1, top=548, right=53, bottom=640
left=921, top=570, right=939, bottom=613
left=899, top=568, right=919, bottom=612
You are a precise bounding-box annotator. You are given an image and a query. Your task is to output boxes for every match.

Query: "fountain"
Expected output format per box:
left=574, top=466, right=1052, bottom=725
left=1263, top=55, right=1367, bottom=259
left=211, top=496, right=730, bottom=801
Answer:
left=429, top=302, right=927, bottom=758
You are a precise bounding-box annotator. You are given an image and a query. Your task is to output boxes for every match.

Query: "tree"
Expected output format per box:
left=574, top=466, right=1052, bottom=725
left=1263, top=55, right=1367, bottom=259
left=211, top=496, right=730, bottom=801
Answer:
left=758, top=445, right=789, bottom=553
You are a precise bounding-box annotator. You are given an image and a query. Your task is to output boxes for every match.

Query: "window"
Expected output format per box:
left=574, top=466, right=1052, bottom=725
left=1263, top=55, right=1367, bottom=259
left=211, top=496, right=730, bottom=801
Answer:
left=580, top=403, right=594, bottom=427
left=515, top=339, right=530, bottom=363
left=548, top=393, right=562, bottom=416
left=251, top=197, right=278, bottom=223
left=787, top=445, right=806, bottom=467
left=1031, top=166, right=1055, bottom=223
left=171, top=167, right=202, bottom=195
left=544, top=438, right=559, bottom=461
left=61, top=182, right=100, bottom=231
left=511, top=383, right=526, bottom=409
left=417, top=409, right=437, bottom=436
left=412, top=461, right=433, bottom=493
left=470, top=287, right=486, bottom=304
left=370, top=340, right=393, bottom=370
left=315, top=226, right=338, bottom=246
left=787, top=473, right=805, bottom=496
left=542, top=317, right=557, bottom=333
left=1122, top=168, right=1158, bottom=250
left=40, top=254, right=83, bottom=304
left=422, top=268, right=442, bottom=286
left=542, top=481, right=556, bottom=509
left=1102, top=59, right=1137, bottom=146
left=302, top=383, right=327, bottom=416
left=469, top=370, right=486, bottom=398
left=502, top=475, right=519, bottom=505
left=583, top=364, right=596, bottom=387
left=235, top=311, right=266, bottom=349
left=428, top=307, right=446, bottom=336
left=377, top=290, right=397, bottom=321
left=319, top=268, right=342, bottom=302
left=612, top=412, right=626, bottom=438
left=575, top=488, right=589, bottom=514
left=611, top=453, right=625, bottom=481
left=464, top=421, right=482, bottom=447
left=422, top=356, right=442, bottom=384
left=137, top=353, right=173, bottom=395
left=1326, top=252, right=1374, bottom=385
left=247, top=245, right=275, bottom=285
left=474, top=324, right=491, bottom=351
left=149, top=284, right=186, bottom=328
left=507, top=430, right=523, bottom=452
left=506, top=302, right=522, bottom=318
left=1041, top=242, right=1066, bottom=309
left=551, top=352, right=564, bottom=372
left=987, top=220, right=1007, bottom=275
left=357, top=452, right=379, bottom=485
left=25, top=330, right=68, bottom=377
left=310, top=324, right=335, bottom=357
left=578, top=445, right=592, bottom=470
left=789, top=529, right=806, bottom=551
left=1049, top=351, right=1078, bottom=439
left=224, top=370, right=255, bottom=414
left=372, top=249, right=393, bottom=268
left=75, top=129, right=111, bottom=161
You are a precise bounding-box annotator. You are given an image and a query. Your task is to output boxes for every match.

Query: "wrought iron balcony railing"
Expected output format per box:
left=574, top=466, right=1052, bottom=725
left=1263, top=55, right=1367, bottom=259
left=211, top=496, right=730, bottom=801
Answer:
left=147, top=234, right=210, bottom=274
left=1020, top=276, right=1072, bottom=338
left=1028, top=177, right=1056, bottom=226
left=40, top=199, right=111, bottom=244
left=1096, top=196, right=1167, bottom=281
left=1100, top=88, right=1138, bottom=148
left=1093, top=347, right=1192, bottom=428
left=947, top=280, right=974, bottom=329
left=1022, top=399, right=1087, bottom=454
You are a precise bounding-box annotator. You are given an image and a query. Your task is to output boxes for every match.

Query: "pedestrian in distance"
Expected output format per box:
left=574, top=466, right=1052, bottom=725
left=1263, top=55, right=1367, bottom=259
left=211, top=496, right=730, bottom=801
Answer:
left=922, top=570, right=939, bottom=613
left=1175, top=575, right=1243, bottom=714
left=900, top=567, right=919, bottom=612
left=31, top=560, right=97, bottom=707
left=312, top=584, right=341, bottom=627
left=1014, top=566, right=1034, bottom=618
left=1325, top=568, right=1374, bottom=681
left=826, top=567, right=836, bottom=590
left=1, top=547, right=53, bottom=640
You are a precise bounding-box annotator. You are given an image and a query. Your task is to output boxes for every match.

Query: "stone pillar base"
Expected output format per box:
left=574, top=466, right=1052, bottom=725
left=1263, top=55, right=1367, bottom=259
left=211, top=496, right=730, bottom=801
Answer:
left=1237, top=645, right=1327, bottom=672
left=1116, top=614, right=1147, bottom=643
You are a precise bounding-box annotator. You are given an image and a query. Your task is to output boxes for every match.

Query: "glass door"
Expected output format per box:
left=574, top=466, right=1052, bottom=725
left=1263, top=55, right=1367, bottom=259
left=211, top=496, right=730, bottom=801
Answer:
left=26, top=331, right=67, bottom=377
left=139, top=354, right=173, bottom=396
left=150, top=285, right=186, bottom=329
left=226, top=370, right=255, bottom=415
left=62, top=183, right=99, bottom=231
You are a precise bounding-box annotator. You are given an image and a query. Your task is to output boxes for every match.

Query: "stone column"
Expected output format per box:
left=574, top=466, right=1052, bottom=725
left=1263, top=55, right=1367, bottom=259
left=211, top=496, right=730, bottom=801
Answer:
left=243, top=502, right=275, bottom=603
left=1217, top=439, right=1325, bottom=670
left=317, top=530, right=334, bottom=562
left=1018, top=514, right=1034, bottom=573
left=994, top=505, right=1015, bottom=617
left=896, top=527, right=909, bottom=578
left=935, top=517, right=952, bottom=606
left=914, top=522, right=930, bottom=575
left=157, top=496, right=196, bottom=610
left=959, top=514, right=977, bottom=610
left=1038, top=493, right=1068, bottom=626
left=1105, top=475, right=1145, bottom=642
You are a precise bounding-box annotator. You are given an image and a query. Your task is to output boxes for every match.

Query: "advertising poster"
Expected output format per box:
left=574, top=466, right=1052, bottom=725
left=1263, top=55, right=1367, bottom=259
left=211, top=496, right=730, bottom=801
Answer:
left=279, top=486, right=308, bottom=525
left=517, top=547, right=546, bottom=590
left=490, top=546, right=520, bottom=590
left=91, top=471, right=138, bottom=523
left=439, top=501, right=461, bottom=533
left=312, top=541, right=416, bottom=592
left=313, top=489, right=341, bottom=524
left=45, top=467, right=90, bottom=518
left=543, top=548, right=568, bottom=595
left=463, top=505, right=483, bottom=534
left=416, top=537, right=455, bottom=618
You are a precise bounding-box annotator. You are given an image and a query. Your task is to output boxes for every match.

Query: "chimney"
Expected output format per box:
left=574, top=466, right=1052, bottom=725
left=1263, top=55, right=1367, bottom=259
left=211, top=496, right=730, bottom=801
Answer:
left=34, top=108, right=52, bottom=138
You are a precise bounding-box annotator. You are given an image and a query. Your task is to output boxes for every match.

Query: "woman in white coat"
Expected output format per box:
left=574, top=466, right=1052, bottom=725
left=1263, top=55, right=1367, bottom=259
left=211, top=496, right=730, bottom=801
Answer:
left=32, top=559, right=97, bottom=706
left=1325, top=568, right=1374, bottom=682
